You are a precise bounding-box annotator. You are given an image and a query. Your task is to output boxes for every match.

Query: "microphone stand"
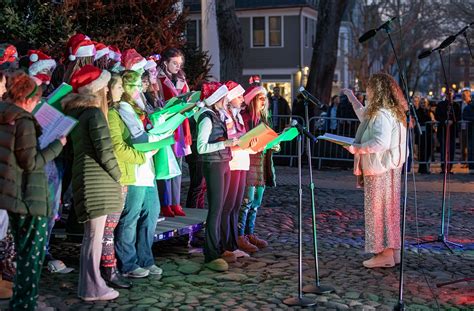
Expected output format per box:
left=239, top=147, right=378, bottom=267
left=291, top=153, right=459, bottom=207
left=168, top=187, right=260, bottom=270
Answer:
left=299, top=98, right=334, bottom=295
left=283, top=133, right=317, bottom=307
left=417, top=50, right=463, bottom=252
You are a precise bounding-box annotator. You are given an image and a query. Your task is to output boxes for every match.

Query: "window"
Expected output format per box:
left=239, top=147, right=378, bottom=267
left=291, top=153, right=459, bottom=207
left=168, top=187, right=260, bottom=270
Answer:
left=252, top=17, right=265, bottom=47
left=269, top=16, right=282, bottom=46
left=251, top=16, right=283, bottom=48
left=185, top=20, right=201, bottom=49
left=304, top=17, right=316, bottom=48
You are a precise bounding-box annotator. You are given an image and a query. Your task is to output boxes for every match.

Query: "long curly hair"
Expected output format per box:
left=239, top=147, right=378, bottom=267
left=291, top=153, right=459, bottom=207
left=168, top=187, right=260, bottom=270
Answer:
left=365, top=72, right=407, bottom=125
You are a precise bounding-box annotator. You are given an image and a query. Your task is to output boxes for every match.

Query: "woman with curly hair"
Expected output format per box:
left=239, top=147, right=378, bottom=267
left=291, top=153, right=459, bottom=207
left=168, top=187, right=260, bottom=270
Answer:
left=342, top=72, right=407, bottom=269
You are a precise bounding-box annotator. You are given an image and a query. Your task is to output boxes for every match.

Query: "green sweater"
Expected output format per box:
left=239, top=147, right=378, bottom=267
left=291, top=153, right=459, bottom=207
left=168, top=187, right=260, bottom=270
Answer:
left=108, top=108, right=146, bottom=185
left=0, top=102, right=63, bottom=216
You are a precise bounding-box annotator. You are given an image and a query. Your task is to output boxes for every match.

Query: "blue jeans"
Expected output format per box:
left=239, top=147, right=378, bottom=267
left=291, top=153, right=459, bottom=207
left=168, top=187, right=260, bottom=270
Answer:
left=115, top=183, right=160, bottom=273
left=238, top=185, right=265, bottom=236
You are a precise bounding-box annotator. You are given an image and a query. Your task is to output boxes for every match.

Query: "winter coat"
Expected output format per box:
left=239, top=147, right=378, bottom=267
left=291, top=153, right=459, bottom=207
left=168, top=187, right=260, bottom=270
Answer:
left=62, top=94, right=122, bottom=222
left=241, top=110, right=276, bottom=187
left=108, top=107, right=146, bottom=185
left=0, top=101, right=63, bottom=216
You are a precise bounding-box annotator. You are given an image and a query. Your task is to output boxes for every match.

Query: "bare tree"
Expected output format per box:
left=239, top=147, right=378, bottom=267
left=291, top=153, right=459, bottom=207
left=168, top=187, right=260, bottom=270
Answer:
left=216, top=0, right=244, bottom=83
left=306, top=0, right=349, bottom=116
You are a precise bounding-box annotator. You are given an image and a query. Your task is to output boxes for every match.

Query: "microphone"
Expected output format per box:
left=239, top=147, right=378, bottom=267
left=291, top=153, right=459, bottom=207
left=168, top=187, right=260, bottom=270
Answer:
left=291, top=119, right=318, bottom=142
left=438, top=35, right=456, bottom=50
left=298, top=87, right=324, bottom=108
left=418, top=49, right=432, bottom=59
left=359, top=16, right=398, bottom=43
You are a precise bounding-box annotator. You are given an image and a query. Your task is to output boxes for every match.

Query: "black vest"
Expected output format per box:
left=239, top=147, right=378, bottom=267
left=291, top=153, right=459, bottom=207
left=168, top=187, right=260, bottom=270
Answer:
left=197, top=110, right=232, bottom=162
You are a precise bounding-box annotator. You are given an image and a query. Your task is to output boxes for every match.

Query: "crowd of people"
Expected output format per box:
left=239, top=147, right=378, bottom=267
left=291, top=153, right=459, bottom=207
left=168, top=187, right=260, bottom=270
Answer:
left=0, top=34, right=278, bottom=309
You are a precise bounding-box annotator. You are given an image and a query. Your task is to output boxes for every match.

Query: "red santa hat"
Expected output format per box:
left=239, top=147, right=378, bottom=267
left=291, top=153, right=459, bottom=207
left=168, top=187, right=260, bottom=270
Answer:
left=144, top=57, right=157, bottom=71
left=27, top=50, right=57, bottom=77
left=70, top=64, right=111, bottom=94
left=244, top=85, right=267, bottom=105
left=108, top=45, right=121, bottom=62
left=249, top=75, right=261, bottom=85
left=200, top=82, right=228, bottom=107
left=93, top=42, right=110, bottom=61
left=67, top=33, right=96, bottom=61
left=32, top=73, right=52, bottom=86
left=225, top=81, right=245, bottom=101
left=121, top=49, right=147, bottom=71
left=0, top=44, right=18, bottom=65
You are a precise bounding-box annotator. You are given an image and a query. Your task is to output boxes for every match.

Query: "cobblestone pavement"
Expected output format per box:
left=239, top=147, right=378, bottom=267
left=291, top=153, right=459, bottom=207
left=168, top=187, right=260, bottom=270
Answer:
left=7, top=166, right=473, bottom=310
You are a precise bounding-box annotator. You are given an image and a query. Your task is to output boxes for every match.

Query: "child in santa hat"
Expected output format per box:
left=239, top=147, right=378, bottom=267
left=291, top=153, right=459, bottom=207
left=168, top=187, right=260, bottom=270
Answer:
left=62, top=64, right=121, bottom=301
left=196, top=82, right=239, bottom=272
left=237, top=85, right=278, bottom=252
left=63, top=33, right=96, bottom=83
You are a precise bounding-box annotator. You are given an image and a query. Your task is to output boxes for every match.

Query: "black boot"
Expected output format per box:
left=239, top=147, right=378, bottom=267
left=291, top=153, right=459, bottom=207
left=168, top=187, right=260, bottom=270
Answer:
left=101, top=266, right=132, bottom=289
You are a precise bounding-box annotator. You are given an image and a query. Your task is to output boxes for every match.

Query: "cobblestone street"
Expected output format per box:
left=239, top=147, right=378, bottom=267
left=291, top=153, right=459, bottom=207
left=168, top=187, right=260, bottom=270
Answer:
left=14, top=166, right=474, bottom=310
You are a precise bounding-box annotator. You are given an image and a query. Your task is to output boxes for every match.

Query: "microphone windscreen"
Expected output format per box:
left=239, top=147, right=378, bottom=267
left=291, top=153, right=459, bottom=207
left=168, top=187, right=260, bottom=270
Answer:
left=359, top=29, right=377, bottom=43
left=418, top=49, right=432, bottom=59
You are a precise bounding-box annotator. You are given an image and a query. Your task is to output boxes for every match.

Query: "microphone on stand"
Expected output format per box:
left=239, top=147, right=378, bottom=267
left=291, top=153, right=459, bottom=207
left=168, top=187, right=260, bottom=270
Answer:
left=298, top=87, right=324, bottom=109
left=291, top=119, right=318, bottom=142
left=359, top=16, right=398, bottom=43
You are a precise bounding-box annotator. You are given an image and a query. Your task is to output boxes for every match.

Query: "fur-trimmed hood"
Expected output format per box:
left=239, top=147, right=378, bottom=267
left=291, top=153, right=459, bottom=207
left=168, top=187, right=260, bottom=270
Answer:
left=61, top=93, right=100, bottom=114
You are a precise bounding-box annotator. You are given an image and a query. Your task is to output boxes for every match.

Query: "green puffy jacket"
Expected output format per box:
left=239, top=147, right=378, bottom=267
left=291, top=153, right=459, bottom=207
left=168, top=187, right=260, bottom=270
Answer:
left=62, top=94, right=122, bottom=222
left=0, top=101, right=63, bottom=216
left=107, top=108, right=146, bottom=185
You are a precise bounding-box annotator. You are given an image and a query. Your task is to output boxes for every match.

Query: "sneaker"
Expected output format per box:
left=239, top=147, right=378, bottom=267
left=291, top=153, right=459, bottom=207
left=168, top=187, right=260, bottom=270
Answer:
left=171, top=205, right=186, bottom=216
left=204, top=258, right=228, bottom=272
left=160, top=205, right=175, bottom=217
left=363, top=249, right=395, bottom=268
left=122, top=267, right=150, bottom=278
left=221, top=251, right=237, bottom=263
left=144, top=264, right=163, bottom=275
left=47, top=260, right=74, bottom=274
left=233, top=249, right=250, bottom=258
left=237, top=235, right=258, bottom=253
left=81, top=289, right=119, bottom=302
left=248, top=234, right=268, bottom=249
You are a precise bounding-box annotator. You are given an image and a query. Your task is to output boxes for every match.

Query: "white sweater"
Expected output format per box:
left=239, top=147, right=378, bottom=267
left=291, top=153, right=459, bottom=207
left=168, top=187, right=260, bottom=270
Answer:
left=351, top=101, right=407, bottom=176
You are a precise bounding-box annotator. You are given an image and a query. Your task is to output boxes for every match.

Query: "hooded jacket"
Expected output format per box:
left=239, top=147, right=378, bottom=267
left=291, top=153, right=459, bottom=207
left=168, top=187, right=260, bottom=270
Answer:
left=62, top=94, right=122, bottom=222
left=0, top=101, right=63, bottom=216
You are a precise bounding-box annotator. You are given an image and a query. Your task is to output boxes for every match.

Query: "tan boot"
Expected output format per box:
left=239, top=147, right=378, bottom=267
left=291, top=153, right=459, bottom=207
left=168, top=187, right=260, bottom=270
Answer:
left=393, top=249, right=401, bottom=264
left=0, top=280, right=12, bottom=300
left=363, top=249, right=395, bottom=268
left=237, top=235, right=258, bottom=253
left=221, top=251, right=237, bottom=263
left=248, top=234, right=268, bottom=249
left=204, top=258, right=228, bottom=272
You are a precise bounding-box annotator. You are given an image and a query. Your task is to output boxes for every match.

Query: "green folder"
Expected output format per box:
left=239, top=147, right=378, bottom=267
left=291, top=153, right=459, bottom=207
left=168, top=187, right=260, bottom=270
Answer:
left=187, top=91, right=201, bottom=103
left=46, top=82, right=73, bottom=111
left=133, top=136, right=175, bottom=152
left=264, top=127, right=299, bottom=151
left=149, top=102, right=188, bottom=124
left=149, top=113, right=186, bottom=135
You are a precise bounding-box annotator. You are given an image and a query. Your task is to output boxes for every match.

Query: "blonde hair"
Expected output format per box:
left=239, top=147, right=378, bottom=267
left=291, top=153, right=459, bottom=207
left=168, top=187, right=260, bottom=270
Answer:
left=63, top=56, right=94, bottom=83
left=93, top=87, right=109, bottom=121
left=365, top=72, right=407, bottom=125
left=247, top=92, right=271, bottom=127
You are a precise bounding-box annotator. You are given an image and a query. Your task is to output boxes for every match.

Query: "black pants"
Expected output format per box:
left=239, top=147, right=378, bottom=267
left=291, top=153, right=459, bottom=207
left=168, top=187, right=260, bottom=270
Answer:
left=418, top=132, right=432, bottom=173
left=221, top=170, right=247, bottom=252
left=202, top=161, right=231, bottom=262
left=437, top=125, right=456, bottom=172
left=185, top=155, right=206, bottom=209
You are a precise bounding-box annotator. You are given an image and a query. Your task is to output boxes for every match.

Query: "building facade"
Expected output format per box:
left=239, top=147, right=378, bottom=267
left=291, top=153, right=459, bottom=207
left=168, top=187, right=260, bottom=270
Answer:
left=184, top=0, right=356, bottom=105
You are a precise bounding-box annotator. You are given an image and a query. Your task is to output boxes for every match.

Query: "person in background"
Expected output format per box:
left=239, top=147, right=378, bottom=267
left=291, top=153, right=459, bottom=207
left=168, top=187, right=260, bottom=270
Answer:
left=62, top=65, right=122, bottom=301
left=415, top=97, right=433, bottom=174
left=460, top=88, right=472, bottom=167
left=270, top=86, right=291, bottom=131
left=342, top=72, right=407, bottom=269
left=0, top=73, right=65, bottom=309
left=461, top=88, right=474, bottom=174
left=326, top=95, right=340, bottom=133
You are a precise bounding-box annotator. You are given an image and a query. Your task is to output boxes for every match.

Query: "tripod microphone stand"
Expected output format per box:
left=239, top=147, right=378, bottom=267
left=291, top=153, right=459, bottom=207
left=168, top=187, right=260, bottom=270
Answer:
left=283, top=134, right=317, bottom=307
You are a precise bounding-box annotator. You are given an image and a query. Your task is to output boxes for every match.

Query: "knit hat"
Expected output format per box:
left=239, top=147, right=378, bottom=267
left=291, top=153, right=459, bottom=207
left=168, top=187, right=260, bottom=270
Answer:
left=108, top=45, right=122, bottom=62
left=201, top=82, right=228, bottom=106
left=67, top=33, right=96, bottom=61
left=225, top=80, right=245, bottom=101
left=244, top=85, right=267, bottom=105
left=121, top=49, right=147, bottom=71
left=93, top=42, right=110, bottom=61
left=27, top=50, right=57, bottom=77
left=0, top=45, right=18, bottom=65
left=70, top=64, right=111, bottom=94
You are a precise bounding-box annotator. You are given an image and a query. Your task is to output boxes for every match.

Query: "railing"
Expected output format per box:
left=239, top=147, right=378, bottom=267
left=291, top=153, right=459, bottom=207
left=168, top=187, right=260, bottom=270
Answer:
left=271, top=115, right=474, bottom=171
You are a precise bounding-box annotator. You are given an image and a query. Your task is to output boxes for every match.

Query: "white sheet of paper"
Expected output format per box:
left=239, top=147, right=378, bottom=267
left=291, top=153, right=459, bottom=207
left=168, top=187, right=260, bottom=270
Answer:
left=35, top=103, right=77, bottom=148
left=317, top=133, right=355, bottom=146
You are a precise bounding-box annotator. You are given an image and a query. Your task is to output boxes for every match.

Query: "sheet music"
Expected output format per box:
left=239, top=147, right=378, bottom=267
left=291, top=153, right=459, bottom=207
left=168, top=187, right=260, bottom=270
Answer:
left=317, top=133, right=354, bottom=146
left=35, top=103, right=77, bottom=148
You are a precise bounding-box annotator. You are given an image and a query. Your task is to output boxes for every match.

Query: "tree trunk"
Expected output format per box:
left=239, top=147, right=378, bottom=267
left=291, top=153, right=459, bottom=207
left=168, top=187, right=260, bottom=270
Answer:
left=216, top=0, right=244, bottom=83
left=306, top=0, right=349, bottom=117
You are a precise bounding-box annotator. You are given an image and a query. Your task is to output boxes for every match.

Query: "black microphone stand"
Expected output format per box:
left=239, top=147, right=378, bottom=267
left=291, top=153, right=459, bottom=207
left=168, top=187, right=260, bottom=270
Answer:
left=283, top=133, right=317, bottom=307
left=299, top=98, right=335, bottom=295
